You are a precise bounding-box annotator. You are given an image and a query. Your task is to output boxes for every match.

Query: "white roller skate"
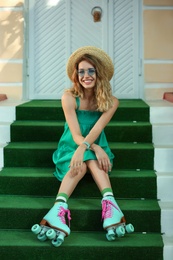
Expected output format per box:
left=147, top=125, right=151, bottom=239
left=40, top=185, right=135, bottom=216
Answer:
left=101, top=196, right=134, bottom=241
left=31, top=202, right=71, bottom=247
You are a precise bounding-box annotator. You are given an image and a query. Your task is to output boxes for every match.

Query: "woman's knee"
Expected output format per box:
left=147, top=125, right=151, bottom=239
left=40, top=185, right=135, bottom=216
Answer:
left=64, top=162, right=87, bottom=182
left=86, top=160, right=101, bottom=172
left=80, top=162, right=87, bottom=176
left=75, top=162, right=87, bottom=180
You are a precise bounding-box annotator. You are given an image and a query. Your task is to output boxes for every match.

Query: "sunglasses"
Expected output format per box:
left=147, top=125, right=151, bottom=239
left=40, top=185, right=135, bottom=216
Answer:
left=77, top=68, right=96, bottom=77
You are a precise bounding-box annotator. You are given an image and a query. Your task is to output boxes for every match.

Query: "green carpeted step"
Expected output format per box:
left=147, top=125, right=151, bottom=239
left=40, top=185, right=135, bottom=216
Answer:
left=0, top=99, right=163, bottom=259
left=0, top=230, right=163, bottom=260
left=0, top=196, right=161, bottom=232
left=4, top=142, right=154, bottom=169
left=11, top=121, right=152, bottom=143
left=16, top=99, right=150, bottom=122
left=0, top=168, right=157, bottom=199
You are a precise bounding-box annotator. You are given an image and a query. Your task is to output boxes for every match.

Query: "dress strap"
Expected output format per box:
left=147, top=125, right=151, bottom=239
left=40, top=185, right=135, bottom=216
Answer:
left=76, top=97, right=80, bottom=110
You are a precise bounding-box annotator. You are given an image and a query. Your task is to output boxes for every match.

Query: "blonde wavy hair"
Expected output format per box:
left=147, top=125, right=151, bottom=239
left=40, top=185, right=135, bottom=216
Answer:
left=66, top=54, right=114, bottom=112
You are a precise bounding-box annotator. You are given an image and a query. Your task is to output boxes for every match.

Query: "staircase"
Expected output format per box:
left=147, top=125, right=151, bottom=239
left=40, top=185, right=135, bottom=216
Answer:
left=0, top=100, right=163, bottom=260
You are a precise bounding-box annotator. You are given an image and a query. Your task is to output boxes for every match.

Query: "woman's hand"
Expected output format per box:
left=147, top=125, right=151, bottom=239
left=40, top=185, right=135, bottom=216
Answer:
left=69, top=144, right=86, bottom=177
left=91, top=144, right=112, bottom=173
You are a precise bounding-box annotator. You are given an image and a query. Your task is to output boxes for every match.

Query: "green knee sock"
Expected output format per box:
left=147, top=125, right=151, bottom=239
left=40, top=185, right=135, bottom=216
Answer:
left=55, top=193, right=69, bottom=203
left=101, top=188, right=114, bottom=197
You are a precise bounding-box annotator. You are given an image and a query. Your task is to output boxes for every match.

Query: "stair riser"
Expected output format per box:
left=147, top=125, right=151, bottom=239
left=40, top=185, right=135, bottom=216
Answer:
left=153, top=125, right=173, bottom=145
left=4, top=148, right=154, bottom=169
left=157, top=173, right=173, bottom=201
left=16, top=107, right=150, bottom=122
left=0, top=107, right=15, bottom=122
left=0, top=207, right=161, bottom=233
left=0, top=175, right=157, bottom=199
left=150, top=106, right=173, bottom=124
left=0, top=147, right=4, bottom=168
left=16, top=107, right=65, bottom=121
left=0, top=124, right=10, bottom=143
left=155, top=148, right=173, bottom=172
left=11, top=124, right=152, bottom=143
left=0, top=244, right=163, bottom=260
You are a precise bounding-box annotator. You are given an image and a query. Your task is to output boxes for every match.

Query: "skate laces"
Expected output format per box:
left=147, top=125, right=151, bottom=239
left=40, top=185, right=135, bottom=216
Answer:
left=58, top=206, right=71, bottom=227
left=102, top=200, right=120, bottom=220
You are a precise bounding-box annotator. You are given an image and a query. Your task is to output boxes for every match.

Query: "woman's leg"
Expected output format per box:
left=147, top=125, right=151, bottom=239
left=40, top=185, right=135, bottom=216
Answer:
left=41, top=163, right=87, bottom=232
left=31, top=165, right=87, bottom=241
left=86, top=160, right=125, bottom=237
left=86, top=160, right=112, bottom=192
left=86, top=161, right=135, bottom=239
left=57, top=162, right=87, bottom=199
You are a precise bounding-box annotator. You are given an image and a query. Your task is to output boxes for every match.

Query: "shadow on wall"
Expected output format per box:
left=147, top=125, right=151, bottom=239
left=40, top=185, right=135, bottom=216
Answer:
left=0, top=2, right=24, bottom=82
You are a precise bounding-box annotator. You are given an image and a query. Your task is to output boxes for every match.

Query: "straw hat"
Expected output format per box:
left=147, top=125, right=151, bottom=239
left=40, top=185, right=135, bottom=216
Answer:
left=66, top=46, right=114, bottom=81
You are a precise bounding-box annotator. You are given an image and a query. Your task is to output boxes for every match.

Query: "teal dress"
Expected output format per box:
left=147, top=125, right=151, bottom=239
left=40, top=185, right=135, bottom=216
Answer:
left=53, top=97, right=114, bottom=181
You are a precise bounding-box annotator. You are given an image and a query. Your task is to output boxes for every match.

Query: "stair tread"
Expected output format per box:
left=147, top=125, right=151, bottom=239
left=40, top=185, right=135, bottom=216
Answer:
left=0, top=168, right=157, bottom=199
left=11, top=121, right=152, bottom=143
left=0, top=196, right=160, bottom=211
left=18, top=99, right=149, bottom=108
left=12, top=120, right=151, bottom=126
left=0, top=230, right=163, bottom=248
left=5, top=142, right=153, bottom=149
left=16, top=100, right=150, bottom=122
left=0, top=167, right=156, bottom=178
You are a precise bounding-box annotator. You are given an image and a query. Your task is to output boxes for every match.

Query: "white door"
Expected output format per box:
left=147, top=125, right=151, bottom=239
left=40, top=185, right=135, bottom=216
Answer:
left=27, top=0, right=141, bottom=99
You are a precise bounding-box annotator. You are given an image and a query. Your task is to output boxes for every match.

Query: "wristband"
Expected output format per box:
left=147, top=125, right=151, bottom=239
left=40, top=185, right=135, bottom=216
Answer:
left=82, top=141, right=90, bottom=150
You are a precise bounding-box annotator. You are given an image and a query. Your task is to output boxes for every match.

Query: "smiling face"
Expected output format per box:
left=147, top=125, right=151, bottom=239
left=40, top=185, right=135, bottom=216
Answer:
left=78, top=60, right=96, bottom=90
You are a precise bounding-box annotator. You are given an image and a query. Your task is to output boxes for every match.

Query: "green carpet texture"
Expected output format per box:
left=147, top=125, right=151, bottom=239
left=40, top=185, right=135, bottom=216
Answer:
left=0, top=100, right=163, bottom=260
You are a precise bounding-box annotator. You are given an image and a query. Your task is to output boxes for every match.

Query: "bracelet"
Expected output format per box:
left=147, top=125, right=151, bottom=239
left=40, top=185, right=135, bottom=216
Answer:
left=82, top=141, right=90, bottom=150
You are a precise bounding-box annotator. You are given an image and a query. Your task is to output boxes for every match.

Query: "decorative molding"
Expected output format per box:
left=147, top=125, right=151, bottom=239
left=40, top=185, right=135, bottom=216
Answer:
left=143, top=6, right=173, bottom=10
left=144, top=60, right=173, bottom=64
left=0, top=59, right=23, bottom=64
left=0, top=7, right=23, bottom=11
left=0, top=83, right=22, bottom=87
left=145, top=83, right=173, bottom=89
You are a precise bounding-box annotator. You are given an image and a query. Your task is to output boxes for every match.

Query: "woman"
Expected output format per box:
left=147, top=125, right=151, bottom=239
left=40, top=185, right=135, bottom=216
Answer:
left=32, top=46, right=133, bottom=246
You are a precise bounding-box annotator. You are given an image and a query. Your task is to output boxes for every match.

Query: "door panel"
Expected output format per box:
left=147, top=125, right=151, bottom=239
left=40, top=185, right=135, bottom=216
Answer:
left=70, top=0, right=106, bottom=50
left=112, top=0, right=139, bottom=98
left=28, top=0, right=140, bottom=99
left=29, top=0, right=67, bottom=99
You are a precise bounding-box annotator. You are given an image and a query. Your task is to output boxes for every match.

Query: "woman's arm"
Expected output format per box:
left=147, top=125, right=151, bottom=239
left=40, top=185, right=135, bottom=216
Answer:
left=83, top=96, right=119, bottom=173
left=62, top=93, right=119, bottom=147
left=61, top=92, right=85, bottom=145
left=84, top=96, right=119, bottom=145
left=61, top=93, right=119, bottom=175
